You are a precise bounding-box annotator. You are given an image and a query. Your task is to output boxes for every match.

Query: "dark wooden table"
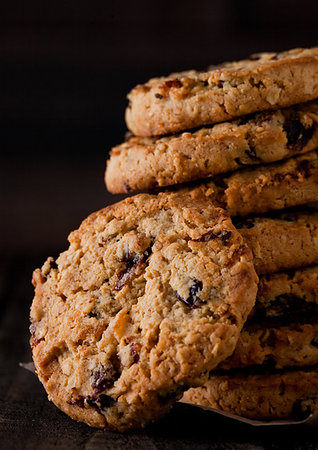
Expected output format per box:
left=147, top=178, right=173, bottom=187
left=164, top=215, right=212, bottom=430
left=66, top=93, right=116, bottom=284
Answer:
left=1, top=254, right=318, bottom=449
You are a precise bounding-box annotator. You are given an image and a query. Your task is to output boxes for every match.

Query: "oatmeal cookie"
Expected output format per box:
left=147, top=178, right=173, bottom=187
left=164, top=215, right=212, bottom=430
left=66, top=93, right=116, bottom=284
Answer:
left=183, top=368, right=318, bottom=420
left=30, top=188, right=257, bottom=430
left=220, top=267, right=318, bottom=370
left=106, top=102, right=318, bottom=193
left=223, top=149, right=318, bottom=216
left=234, top=210, right=318, bottom=274
left=126, top=47, right=318, bottom=136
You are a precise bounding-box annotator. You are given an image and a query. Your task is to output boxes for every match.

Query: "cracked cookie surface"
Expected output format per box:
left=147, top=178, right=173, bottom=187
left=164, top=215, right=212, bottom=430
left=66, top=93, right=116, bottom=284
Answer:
left=126, top=47, right=318, bottom=136
left=106, top=102, right=318, bottom=193
left=30, top=188, right=257, bottom=430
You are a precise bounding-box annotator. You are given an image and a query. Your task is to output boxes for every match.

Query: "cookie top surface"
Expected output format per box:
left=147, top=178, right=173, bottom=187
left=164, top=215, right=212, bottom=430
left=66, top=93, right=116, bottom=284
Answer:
left=30, top=188, right=257, bottom=430
left=107, top=102, right=318, bottom=193
left=126, top=47, right=318, bottom=136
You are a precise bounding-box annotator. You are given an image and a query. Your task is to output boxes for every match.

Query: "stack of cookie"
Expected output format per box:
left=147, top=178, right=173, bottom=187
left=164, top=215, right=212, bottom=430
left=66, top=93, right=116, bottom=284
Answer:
left=105, top=48, right=318, bottom=421
left=30, top=48, right=318, bottom=432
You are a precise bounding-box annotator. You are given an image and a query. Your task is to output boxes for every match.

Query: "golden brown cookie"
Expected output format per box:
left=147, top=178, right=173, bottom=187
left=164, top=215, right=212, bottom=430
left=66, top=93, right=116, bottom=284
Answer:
left=234, top=210, right=318, bottom=274
left=126, top=47, right=318, bottom=136
left=106, top=102, right=318, bottom=193
left=30, top=188, right=257, bottom=430
left=222, top=149, right=318, bottom=216
left=220, top=266, right=318, bottom=370
left=183, top=368, right=318, bottom=420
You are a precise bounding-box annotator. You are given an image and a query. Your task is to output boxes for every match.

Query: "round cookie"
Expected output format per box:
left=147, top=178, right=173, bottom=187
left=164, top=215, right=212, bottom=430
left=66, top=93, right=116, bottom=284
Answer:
left=126, top=47, right=318, bottom=136
left=106, top=102, right=318, bottom=193
left=220, top=267, right=318, bottom=370
left=222, top=149, right=318, bottom=216
left=30, top=188, right=257, bottom=430
left=233, top=210, right=318, bottom=275
left=183, top=368, right=318, bottom=420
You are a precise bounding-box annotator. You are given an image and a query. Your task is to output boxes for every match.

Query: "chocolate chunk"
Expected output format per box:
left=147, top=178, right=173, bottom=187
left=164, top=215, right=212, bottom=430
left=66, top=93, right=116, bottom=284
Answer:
left=283, top=118, right=315, bottom=150
left=114, top=244, right=153, bottom=291
left=176, top=279, right=203, bottom=308
left=165, top=79, right=183, bottom=89
left=193, top=230, right=231, bottom=243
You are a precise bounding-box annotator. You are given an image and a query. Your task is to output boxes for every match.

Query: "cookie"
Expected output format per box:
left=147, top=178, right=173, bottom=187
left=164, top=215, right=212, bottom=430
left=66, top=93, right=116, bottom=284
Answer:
left=126, top=47, right=318, bottom=136
left=222, top=149, right=318, bottom=216
left=219, top=266, right=318, bottom=370
left=106, top=102, right=318, bottom=193
left=234, top=210, right=318, bottom=274
left=183, top=368, right=318, bottom=420
left=30, top=188, right=257, bottom=430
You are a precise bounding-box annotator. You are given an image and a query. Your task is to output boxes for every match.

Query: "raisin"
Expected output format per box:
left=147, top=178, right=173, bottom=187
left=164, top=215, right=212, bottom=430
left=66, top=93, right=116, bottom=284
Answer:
left=283, top=118, right=314, bottom=150
left=68, top=395, right=85, bottom=408
left=114, top=244, right=153, bottom=291
left=92, top=363, right=118, bottom=396
left=193, top=230, right=231, bottom=243
left=155, top=93, right=163, bottom=99
left=85, top=394, right=115, bottom=411
left=165, top=79, right=183, bottom=89
left=130, top=342, right=140, bottom=364
left=176, top=279, right=202, bottom=308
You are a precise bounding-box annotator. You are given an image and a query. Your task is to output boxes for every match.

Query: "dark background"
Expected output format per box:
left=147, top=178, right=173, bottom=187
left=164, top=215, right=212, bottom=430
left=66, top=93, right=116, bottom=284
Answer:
left=2, top=1, right=318, bottom=448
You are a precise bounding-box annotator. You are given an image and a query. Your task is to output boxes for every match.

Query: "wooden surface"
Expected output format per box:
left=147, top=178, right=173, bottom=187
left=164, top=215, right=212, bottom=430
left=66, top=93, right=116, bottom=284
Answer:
left=1, top=257, right=318, bottom=449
